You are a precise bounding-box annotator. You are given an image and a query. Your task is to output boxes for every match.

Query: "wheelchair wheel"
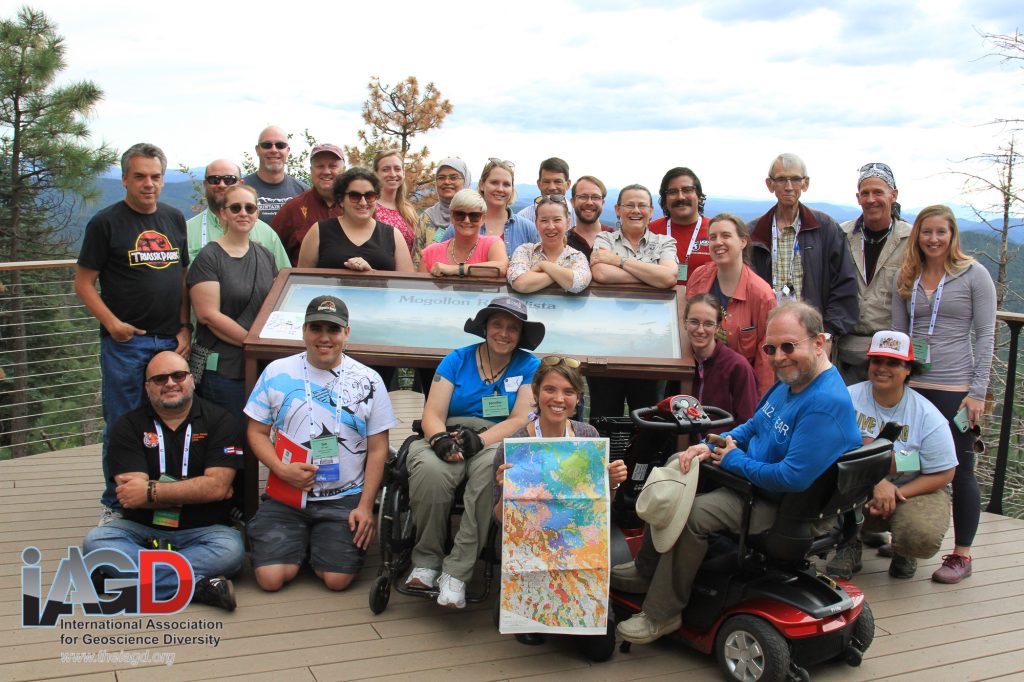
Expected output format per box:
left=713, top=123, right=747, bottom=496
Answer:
left=715, top=615, right=791, bottom=682
left=844, top=602, right=874, bottom=666
left=369, top=575, right=391, bottom=614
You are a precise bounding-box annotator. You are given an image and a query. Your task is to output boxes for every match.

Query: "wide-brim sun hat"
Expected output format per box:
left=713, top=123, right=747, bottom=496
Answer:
left=636, top=456, right=701, bottom=553
left=463, top=296, right=545, bottom=351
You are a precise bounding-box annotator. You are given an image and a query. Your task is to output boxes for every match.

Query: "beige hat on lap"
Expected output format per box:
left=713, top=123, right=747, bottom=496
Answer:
left=636, top=457, right=701, bottom=553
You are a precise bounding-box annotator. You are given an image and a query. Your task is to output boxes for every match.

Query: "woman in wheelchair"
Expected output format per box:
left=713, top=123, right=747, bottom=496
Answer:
left=406, top=296, right=545, bottom=608
left=493, top=356, right=628, bottom=645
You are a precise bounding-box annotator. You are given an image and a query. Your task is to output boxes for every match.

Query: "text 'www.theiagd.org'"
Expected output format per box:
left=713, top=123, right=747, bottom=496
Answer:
left=60, top=649, right=176, bottom=667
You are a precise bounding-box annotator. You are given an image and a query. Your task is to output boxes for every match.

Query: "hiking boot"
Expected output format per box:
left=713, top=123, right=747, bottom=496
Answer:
left=877, top=543, right=894, bottom=558
left=405, top=567, right=439, bottom=590
left=932, top=554, right=972, bottom=584
left=611, top=561, right=652, bottom=593
left=436, top=573, right=466, bottom=608
left=826, top=541, right=863, bottom=580
left=98, top=506, right=122, bottom=527
left=616, top=611, right=681, bottom=644
left=193, top=576, right=236, bottom=611
left=888, top=554, right=917, bottom=579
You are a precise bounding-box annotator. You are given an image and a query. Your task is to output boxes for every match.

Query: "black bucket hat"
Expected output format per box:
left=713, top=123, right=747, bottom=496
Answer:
left=463, top=296, right=545, bottom=351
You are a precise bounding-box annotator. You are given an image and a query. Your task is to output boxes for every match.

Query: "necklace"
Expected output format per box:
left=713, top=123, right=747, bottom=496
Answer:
left=862, top=224, right=892, bottom=245
left=448, top=238, right=479, bottom=264
left=477, top=345, right=511, bottom=385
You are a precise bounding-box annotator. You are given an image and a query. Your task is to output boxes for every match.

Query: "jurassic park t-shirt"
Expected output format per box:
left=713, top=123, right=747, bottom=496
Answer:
left=77, top=201, right=189, bottom=337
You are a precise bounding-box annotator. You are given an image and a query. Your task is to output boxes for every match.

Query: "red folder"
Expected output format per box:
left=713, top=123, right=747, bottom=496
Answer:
left=265, top=430, right=309, bottom=509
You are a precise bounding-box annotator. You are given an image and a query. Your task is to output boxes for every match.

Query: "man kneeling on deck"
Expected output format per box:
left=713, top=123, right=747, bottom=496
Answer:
left=84, top=351, right=244, bottom=611
left=244, top=296, right=397, bottom=592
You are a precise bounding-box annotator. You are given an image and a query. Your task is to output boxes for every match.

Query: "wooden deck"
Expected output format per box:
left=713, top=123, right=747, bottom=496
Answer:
left=2, top=390, right=1023, bottom=682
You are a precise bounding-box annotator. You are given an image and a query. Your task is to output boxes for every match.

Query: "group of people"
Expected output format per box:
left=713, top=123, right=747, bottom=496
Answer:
left=74, top=131, right=995, bottom=636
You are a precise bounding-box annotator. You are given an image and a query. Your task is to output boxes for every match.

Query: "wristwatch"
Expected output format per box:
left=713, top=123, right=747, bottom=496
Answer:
left=180, top=322, right=195, bottom=332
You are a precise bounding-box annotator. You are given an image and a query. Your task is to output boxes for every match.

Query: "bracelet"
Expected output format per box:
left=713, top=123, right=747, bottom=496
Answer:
left=147, top=480, right=156, bottom=503
left=458, top=263, right=466, bottom=277
left=180, top=322, right=194, bottom=332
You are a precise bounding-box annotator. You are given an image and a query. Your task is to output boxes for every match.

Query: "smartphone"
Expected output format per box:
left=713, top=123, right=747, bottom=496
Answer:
left=952, top=406, right=971, bottom=433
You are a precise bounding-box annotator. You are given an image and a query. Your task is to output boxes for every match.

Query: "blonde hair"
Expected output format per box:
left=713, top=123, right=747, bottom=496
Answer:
left=373, top=148, right=418, bottom=229
left=478, top=159, right=517, bottom=207
left=896, top=204, right=974, bottom=300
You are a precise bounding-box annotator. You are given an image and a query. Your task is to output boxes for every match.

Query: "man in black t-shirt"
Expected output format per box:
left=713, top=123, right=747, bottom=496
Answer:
left=82, top=352, right=244, bottom=611
left=75, top=143, right=192, bottom=525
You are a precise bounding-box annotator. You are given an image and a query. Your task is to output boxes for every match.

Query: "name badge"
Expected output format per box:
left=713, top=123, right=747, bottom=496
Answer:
left=205, top=352, right=219, bottom=372
left=152, top=474, right=182, bottom=528
left=677, top=263, right=688, bottom=281
left=482, top=395, right=509, bottom=418
left=910, top=339, right=931, bottom=371
left=503, top=375, right=523, bottom=393
left=894, top=449, right=921, bottom=473
left=310, top=436, right=340, bottom=482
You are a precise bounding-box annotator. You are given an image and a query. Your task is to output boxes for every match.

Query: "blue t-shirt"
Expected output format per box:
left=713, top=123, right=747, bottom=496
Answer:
left=437, top=344, right=540, bottom=422
left=439, top=210, right=539, bottom=258
left=720, top=365, right=862, bottom=494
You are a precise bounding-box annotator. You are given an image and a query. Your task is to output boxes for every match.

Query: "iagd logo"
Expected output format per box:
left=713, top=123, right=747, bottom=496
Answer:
left=22, top=546, right=195, bottom=627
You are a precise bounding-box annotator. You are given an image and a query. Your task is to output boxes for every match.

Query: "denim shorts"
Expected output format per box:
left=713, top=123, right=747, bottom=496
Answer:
left=248, top=495, right=365, bottom=574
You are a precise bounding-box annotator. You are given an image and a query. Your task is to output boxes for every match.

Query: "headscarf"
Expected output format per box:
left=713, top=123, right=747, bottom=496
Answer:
left=424, top=157, right=471, bottom=227
left=857, top=162, right=901, bottom=220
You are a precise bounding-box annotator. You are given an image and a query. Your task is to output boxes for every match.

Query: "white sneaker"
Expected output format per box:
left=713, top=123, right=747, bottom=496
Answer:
left=436, top=573, right=466, bottom=608
left=405, top=567, right=439, bottom=589
left=98, top=507, right=122, bottom=527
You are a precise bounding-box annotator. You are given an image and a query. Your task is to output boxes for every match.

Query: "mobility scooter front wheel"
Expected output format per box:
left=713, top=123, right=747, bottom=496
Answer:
left=715, top=615, right=791, bottom=682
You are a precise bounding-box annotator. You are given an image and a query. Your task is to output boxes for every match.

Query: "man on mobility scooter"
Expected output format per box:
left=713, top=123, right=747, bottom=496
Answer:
left=613, top=301, right=863, bottom=645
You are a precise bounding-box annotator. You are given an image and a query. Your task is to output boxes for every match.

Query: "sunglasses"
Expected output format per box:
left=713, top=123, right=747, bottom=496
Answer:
left=345, top=191, right=378, bottom=203
left=869, top=356, right=908, bottom=368
left=762, top=336, right=814, bottom=356
left=541, top=355, right=581, bottom=369
left=258, top=141, right=288, bottom=150
left=534, top=194, right=567, bottom=206
left=227, top=203, right=258, bottom=215
left=146, top=370, right=190, bottom=386
left=452, top=210, right=483, bottom=222
left=487, top=157, right=515, bottom=170
left=205, top=175, right=238, bottom=186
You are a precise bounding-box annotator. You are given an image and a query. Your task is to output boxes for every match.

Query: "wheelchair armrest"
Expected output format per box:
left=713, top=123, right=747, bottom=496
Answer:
left=699, top=461, right=754, bottom=497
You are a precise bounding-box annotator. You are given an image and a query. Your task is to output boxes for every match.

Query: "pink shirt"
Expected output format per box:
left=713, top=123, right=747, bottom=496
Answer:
left=421, top=236, right=502, bottom=271
left=374, top=205, right=415, bottom=252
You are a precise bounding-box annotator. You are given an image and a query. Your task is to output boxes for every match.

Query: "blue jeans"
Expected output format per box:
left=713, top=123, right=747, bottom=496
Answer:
left=100, top=334, right=177, bottom=508
left=83, top=519, right=244, bottom=601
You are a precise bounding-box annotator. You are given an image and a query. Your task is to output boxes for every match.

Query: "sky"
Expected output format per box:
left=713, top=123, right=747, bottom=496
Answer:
left=11, top=0, right=1024, bottom=214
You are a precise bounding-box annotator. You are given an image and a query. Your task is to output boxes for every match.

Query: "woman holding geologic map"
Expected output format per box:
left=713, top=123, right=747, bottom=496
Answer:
left=492, top=356, right=628, bottom=646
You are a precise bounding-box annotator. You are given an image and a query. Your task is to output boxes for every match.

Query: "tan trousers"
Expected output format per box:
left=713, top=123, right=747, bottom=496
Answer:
left=407, top=416, right=497, bottom=582
left=863, top=487, right=950, bottom=559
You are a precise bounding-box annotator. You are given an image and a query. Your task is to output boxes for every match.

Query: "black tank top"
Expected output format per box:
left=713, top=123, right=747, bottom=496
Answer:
left=316, top=219, right=396, bottom=270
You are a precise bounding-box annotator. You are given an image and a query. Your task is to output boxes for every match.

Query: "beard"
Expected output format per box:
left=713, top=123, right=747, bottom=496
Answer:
left=206, top=193, right=224, bottom=212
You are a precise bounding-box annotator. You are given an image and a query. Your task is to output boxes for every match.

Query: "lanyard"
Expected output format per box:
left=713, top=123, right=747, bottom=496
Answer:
left=859, top=219, right=893, bottom=276
left=770, top=214, right=800, bottom=292
left=668, top=218, right=702, bottom=264
left=154, top=420, right=191, bottom=478
left=302, top=353, right=343, bottom=439
left=695, top=361, right=705, bottom=404
left=909, top=274, right=946, bottom=336
left=200, top=210, right=209, bottom=248
left=533, top=420, right=570, bottom=437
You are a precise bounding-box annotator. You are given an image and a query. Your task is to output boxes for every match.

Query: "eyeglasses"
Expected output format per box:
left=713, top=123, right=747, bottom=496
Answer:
left=205, top=175, right=238, bottom=186
left=859, top=162, right=893, bottom=175
left=685, top=318, right=718, bottom=331
left=436, top=173, right=463, bottom=183
left=534, top=194, right=567, bottom=205
left=574, top=193, right=604, bottom=203
left=227, top=203, right=258, bottom=215
left=146, top=370, right=190, bottom=385
left=770, top=176, right=806, bottom=186
left=258, top=141, right=288, bottom=150
left=487, top=157, right=515, bottom=170
left=541, top=355, right=581, bottom=368
left=452, top=210, right=483, bottom=222
left=869, top=356, right=907, bottom=367
left=619, top=203, right=651, bottom=211
left=345, top=191, right=378, bottom=204
left=762, top=336, right=815, bottom=356
left=666, top=186, right=698, bottom=197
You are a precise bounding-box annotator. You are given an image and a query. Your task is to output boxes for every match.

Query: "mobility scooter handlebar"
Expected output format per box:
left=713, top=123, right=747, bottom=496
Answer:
left=629, top=395, right=734, bottom=435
